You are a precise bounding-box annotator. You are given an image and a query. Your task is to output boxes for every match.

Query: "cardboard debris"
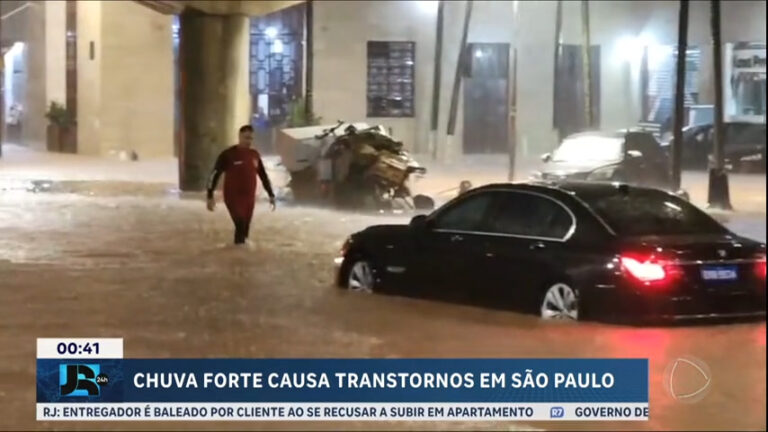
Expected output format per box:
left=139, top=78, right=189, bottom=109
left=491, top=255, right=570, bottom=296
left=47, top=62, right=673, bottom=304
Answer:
left=275, top=121, right=427, bottom=210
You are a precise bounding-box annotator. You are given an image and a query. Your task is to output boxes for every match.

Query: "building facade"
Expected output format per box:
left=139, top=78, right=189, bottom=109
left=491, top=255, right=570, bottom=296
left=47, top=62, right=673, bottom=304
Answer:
left=2, top=0, right=766, bottom=162
left=2, top=0, right=174, bottom=158
left=311, top=0, right=767, bottom=162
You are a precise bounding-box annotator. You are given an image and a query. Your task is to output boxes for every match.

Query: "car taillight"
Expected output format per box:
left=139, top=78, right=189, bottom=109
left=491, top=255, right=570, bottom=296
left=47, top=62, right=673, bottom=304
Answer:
left=756, top=256, right=766, bottom=280
left=620, top=253, right=677, bottom=286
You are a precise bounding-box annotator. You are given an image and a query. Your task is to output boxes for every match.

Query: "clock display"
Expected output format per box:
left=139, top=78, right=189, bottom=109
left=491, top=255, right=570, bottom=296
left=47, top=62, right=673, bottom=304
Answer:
left=56, top=342, right=100, bottom=356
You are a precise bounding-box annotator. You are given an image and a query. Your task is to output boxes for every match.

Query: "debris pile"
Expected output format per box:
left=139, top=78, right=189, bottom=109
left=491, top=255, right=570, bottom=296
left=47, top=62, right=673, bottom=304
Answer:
left=277, top=121, right=429, bottom=211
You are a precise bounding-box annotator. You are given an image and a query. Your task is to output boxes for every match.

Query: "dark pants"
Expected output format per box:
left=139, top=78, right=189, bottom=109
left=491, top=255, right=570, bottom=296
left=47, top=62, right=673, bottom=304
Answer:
left=232, top=217, right=251, bottom=244
left=225, top=196, right=255, bottom=245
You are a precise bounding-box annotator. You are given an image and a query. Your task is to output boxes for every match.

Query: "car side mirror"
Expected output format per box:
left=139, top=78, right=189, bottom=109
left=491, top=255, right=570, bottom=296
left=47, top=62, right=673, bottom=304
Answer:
left=627, top=150, right=643, bottom=159
left=409, top=214, right=429, bottom=231
left=541, top=153, right=552, bottom=163
left=412, top=194, right=435, bottom=211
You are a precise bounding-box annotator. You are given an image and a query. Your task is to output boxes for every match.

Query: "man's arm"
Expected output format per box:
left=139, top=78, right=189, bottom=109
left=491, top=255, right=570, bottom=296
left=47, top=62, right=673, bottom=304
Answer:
left=206, top=151, right=227, bottom=200
left=256, top=156, right=275, bottom=199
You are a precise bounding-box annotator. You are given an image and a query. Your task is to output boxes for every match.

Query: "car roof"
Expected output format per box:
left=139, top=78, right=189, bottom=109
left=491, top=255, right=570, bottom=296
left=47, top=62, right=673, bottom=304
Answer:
left=468, top=181, right=680, bottom=238
left=564, top=129, right=656, bottom=140
left=691, top=121, right=764, bottom=128
left=474, top=181, right=664, bottom=200
left=564, top=130, right=624, bottom=140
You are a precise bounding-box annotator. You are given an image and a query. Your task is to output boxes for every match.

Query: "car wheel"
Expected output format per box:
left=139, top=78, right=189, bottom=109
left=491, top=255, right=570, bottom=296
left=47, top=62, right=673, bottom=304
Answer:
left=347, top=260, right=375, bottom=293
left=540, top=282, right=579, bottom=321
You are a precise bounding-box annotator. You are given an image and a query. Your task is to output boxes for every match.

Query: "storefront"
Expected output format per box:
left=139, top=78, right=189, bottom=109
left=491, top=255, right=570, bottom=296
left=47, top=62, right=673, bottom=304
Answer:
left=725, top=42, right=766, bottom=123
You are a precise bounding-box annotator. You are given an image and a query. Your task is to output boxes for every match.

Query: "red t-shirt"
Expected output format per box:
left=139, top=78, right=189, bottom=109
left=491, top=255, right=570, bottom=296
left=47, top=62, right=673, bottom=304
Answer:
left=207, top=145, right=274, bottom=201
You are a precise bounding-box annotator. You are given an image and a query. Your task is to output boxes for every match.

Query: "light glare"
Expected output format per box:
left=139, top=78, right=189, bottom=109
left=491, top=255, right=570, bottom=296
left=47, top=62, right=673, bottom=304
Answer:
left=416, top=1, right=439, bottom=14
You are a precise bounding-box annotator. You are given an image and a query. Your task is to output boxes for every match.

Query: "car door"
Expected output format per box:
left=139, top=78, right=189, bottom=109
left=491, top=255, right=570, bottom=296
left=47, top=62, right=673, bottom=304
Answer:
left=726, top=123, right=766, bottom=169
left=641, top=135, right=671, bottom=188
left=409, top=191, right=496, bottom=303
left=684, top=125, right=711, bottom=169
left=478, top=191, right=575, bottom=311
left=624, top=132, right=669, bottom=188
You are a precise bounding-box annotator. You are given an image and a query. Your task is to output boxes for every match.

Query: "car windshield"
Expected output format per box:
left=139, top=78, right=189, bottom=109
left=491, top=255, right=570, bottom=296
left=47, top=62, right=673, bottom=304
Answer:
left=552, top=135, right=624, bottom=163
left=580, top=189, right=728, bottom=236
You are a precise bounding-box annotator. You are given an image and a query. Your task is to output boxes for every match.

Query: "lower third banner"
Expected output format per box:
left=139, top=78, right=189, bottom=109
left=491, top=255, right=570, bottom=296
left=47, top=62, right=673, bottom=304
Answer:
left=36, top=358, right=649, bottom=421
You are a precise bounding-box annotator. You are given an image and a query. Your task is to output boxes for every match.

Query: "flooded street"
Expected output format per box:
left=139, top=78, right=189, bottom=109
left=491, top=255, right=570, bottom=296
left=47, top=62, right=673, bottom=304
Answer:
left=1, top=146, right=766, bottom=431
left=0, top=186, right=765, bottom=431
left=2, top=0, right=766, bottom=428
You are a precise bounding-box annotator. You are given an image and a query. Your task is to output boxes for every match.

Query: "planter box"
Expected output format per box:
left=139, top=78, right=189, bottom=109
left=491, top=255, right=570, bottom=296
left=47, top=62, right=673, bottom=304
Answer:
left=60, top=124, right=77, bottom=153
left=46, top=124, right=77, bottom=153
left=46, top=124, right=62, bottom=152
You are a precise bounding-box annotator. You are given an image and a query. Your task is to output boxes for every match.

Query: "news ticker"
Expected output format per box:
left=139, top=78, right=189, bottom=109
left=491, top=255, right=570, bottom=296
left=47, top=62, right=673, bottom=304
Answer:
left=37, top=338, right=650, bottom=422
left=38, top=403, right=650, bottom=421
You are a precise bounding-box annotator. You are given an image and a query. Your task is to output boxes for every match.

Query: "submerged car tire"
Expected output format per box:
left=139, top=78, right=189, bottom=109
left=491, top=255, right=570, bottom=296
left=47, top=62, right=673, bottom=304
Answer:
left=346, top=260, right=375, bottom=294
left=539, top=282, right=579, bottom=321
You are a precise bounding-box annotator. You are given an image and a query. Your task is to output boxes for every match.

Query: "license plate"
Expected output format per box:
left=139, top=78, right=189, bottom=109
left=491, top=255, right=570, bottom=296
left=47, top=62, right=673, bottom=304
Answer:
left=701, top=265, right=738, bottom=281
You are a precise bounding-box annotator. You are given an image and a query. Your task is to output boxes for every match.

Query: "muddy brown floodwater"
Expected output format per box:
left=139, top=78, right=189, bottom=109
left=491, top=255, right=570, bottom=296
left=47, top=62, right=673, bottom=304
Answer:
left=0, top=188, right=765, bottom=431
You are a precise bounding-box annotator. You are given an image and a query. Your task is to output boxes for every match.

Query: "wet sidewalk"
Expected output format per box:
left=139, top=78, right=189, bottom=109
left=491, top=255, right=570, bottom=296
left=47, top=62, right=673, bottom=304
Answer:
left=1, top=145, right=765, bottom=241
left=2, top=145, right=765, bottom=212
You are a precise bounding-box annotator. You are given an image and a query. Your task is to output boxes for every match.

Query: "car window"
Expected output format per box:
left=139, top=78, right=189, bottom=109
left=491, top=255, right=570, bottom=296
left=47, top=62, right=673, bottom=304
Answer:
left=579, top=189, right=727, bottom=236
left=626, top=133, right=661, bottom=157
left=486, top=191, right=573, bottom=239
left=432, top=192, right=494, bottom=232
left=552, top=135, right=624, bottom=163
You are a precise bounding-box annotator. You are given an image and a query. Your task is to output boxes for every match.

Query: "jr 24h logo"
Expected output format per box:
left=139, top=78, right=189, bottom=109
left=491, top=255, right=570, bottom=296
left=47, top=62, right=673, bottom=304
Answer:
left=59, top=364, right=107, bottom=397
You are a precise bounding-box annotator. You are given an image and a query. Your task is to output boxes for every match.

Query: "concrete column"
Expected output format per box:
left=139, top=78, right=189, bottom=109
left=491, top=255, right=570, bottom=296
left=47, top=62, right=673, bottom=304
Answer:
left=178, top=10, right=251, bottom=191
left=76, top=0, right=102, bottom=156
left=23, top=0, right=47, bottom=150
left=45, top=1, right=66, bottom=107
left=100, top=0, right=173, bottom=158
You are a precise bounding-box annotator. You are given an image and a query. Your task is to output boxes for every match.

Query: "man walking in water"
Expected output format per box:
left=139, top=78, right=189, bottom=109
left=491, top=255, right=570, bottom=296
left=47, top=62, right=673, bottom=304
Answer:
left=206, top=125, right=276, bottom=245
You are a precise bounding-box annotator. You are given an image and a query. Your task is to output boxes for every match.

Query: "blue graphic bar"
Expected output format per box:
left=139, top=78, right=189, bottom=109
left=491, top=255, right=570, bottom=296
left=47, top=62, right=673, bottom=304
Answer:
left=38, top=358, right=648, bottom=403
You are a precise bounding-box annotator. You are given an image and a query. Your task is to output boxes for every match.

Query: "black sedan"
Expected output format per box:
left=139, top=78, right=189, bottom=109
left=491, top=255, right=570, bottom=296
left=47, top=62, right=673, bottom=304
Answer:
left=671, top=122, right=766, bottom=172
left=532, top=131, right=672, bottom=190
left=335, top=182, right=766, bottom=322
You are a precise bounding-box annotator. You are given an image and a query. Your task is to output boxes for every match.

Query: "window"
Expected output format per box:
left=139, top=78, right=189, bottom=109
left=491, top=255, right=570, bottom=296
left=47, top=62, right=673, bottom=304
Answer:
left=733, top=76, right=766, bottom=116
left=433, top=193, right=494, bottom=232
left=579, top=189, right=727, bottom=236
left=367, top=41, right=415, bottom=117
left=486, top=192, right=573, bottom=240
left=625, top=133, right=662, bottom=158
left=248, top=4, right=305, bottom=123
left=729, top=42, right=766, bottom=117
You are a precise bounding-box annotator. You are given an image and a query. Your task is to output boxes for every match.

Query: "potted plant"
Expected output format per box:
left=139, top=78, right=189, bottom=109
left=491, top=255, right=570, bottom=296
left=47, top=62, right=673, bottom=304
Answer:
left=283, top=97, right=322, bottom=128
left=45, top=101, right=76, bottom=153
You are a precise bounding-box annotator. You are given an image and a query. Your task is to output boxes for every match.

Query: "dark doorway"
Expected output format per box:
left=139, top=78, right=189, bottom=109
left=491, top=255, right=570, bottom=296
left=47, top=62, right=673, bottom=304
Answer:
left=65, top=0, right=78, bottom=153
left=463, top=43, right=509, bottom=154
left=554, top=44, right=601, bottom=141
